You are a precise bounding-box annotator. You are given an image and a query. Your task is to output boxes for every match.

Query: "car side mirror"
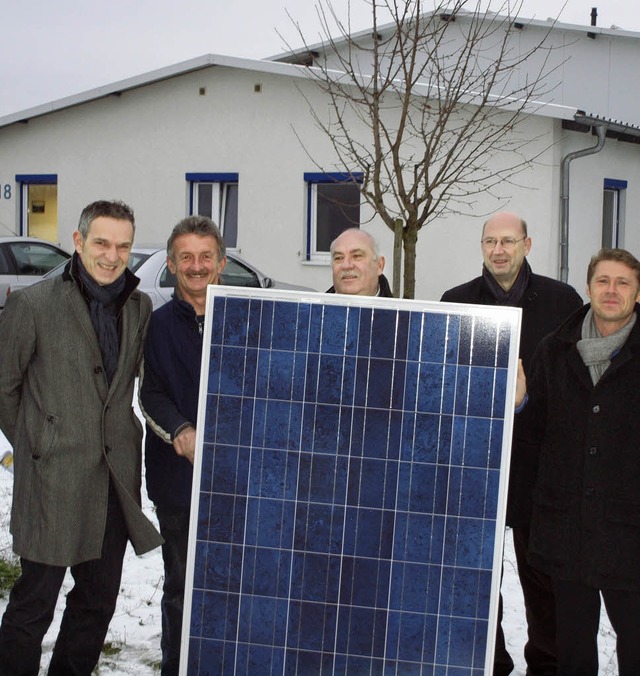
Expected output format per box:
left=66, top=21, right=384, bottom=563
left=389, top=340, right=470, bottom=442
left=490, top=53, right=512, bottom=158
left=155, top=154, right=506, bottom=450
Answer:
left=263, top=277, right=274, bottom=288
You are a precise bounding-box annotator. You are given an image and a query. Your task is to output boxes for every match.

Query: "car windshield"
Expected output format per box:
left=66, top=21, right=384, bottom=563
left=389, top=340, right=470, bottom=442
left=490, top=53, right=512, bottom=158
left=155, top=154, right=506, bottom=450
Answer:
left=7, top=242, right=69, bottom=276
left=127, top=251, right=152, bottom=273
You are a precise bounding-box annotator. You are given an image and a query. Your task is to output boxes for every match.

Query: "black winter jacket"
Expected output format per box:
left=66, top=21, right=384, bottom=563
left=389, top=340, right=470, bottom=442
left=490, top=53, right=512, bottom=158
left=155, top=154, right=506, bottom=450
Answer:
left=519, top=304, right=640, bottom=591
left=326, top=273, right=394, bottom=297
left=441, top=270, right=583, bottom=524
left=139, top=295, right=203, bottom=511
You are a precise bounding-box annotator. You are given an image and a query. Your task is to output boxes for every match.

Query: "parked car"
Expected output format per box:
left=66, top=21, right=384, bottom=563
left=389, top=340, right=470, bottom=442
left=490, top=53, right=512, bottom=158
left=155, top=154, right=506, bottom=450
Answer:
left=129, top=247, right=315, bottom=309
left=7, top=247, right=314, bottom=310
left=0, top=237, right=71, bottom=311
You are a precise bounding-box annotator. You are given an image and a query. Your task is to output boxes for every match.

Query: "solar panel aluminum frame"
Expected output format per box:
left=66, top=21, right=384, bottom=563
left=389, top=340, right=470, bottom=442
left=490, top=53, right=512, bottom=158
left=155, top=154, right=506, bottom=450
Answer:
left=180, top=286, right=521, bottom=675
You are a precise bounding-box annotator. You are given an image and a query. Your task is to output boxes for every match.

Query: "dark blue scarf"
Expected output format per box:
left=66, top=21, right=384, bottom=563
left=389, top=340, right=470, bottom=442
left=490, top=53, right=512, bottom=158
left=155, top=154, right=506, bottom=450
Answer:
left=482, top=257, right=532, bottom=307
left=75, top=254, right=126, bottom=385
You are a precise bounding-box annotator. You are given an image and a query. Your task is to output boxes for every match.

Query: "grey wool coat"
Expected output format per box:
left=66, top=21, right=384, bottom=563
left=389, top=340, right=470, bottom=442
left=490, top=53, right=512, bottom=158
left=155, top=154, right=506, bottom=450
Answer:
left=0, top=269, right=163, bottom=566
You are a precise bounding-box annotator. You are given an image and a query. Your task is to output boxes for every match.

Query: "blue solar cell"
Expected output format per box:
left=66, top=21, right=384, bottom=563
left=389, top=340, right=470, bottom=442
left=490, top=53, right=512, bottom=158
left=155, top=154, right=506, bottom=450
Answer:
left=318, top=354, right=354, bottom=404
left=467, top=366, right=504, bottom=418
left=417, top=362, right=457, bottom=414
left=182, top=291, right=520, bottom=675
left=294, top=502, right=345, bottom=555
left=369, top=307, right=403, bottom=358
left=290, top=552, right=341, bottom=602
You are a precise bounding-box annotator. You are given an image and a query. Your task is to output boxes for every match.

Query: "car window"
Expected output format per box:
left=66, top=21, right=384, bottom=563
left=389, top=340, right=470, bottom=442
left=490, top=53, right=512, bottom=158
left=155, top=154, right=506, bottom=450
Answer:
left=221, top=257, right=261, bottom=287
left=7, top=242, right=69, bottom=276
left=127, top=251, right=151, bottom=273
left=159, top=265, right=177, bottom=289
left=42, top=260, right=68, bottom=279
left=0, top=247, right=12, bottom=274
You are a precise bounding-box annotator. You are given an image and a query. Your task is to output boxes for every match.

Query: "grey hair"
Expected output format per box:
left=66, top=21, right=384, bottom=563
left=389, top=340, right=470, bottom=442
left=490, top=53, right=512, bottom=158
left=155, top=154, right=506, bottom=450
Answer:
left=167, top=215, right=226, bottom=261
left=77, top=200, right=135, bottom=239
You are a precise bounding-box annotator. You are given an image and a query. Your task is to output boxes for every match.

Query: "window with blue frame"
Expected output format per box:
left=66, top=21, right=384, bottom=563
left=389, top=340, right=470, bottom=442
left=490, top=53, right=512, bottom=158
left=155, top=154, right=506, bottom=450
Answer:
left=602, top=178, right=627, bottom=248
left=186, top=173, right=238, bottom=248
left=15, top=174, right=58, bottom=241
left=304, top=172, right=363, bottom=260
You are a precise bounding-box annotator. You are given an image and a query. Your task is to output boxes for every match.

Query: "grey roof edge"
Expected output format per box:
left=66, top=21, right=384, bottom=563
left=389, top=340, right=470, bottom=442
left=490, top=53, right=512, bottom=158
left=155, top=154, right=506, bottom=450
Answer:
left=0, top=53, right=312, bottom=128
left=406, top=78, right=578, bottom=121
left=270, top=9, right=640, bottom=63
left=574, top=111, right=640, bottom=137
left=0, top=50, right=615, bottom=130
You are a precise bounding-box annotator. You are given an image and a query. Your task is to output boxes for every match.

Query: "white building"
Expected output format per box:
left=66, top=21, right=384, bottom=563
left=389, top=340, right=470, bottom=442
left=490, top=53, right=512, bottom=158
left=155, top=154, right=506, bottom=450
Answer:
left=1, top=10, right=639, bottom=299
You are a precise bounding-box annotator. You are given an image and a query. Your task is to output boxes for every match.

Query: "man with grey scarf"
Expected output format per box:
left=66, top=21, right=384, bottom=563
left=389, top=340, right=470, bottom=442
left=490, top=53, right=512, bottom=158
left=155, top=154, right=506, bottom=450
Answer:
left=441, top=211, right=582, bottom=676
left=0, top=200, right=162, bottom=675
left=516, top=248, right=640, bottom=675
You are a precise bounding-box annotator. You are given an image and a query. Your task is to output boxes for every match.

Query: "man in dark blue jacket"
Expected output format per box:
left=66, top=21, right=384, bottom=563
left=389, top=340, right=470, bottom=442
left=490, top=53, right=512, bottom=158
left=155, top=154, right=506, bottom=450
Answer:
left=441, top=211, right=582, bottom=676
left=139, top=216, right=226, bottom=676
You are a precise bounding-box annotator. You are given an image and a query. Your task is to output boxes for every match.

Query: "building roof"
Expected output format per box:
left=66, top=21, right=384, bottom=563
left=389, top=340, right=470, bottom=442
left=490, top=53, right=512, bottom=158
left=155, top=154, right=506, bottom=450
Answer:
left=0, top=54, right=311, bottom=128
left=0, top=49, right=581, bottom=131
left=270, top=9, right=640, bottom=64
left=570, top=112, right=640, bottom=143
left=3, top=10, right=640, bottom=136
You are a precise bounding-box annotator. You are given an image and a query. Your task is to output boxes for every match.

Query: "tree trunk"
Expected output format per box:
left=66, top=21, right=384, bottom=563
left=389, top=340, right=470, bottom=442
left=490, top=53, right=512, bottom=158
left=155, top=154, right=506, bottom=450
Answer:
left=392, top=218, right=403, bottom=298
left=402, top=226, right=418, bottom=299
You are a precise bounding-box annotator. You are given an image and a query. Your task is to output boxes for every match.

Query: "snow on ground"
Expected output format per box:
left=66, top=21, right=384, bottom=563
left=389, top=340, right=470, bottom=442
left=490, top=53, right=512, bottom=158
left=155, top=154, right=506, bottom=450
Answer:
left=0, top=418, right=618, bottom=674
left=0, top=449, right=164, bottom=674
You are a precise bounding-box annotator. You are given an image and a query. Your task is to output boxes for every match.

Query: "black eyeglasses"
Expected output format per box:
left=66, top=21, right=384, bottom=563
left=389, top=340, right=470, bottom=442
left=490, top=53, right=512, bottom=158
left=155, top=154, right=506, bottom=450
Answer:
left=481, top=236, right=527, bottom=250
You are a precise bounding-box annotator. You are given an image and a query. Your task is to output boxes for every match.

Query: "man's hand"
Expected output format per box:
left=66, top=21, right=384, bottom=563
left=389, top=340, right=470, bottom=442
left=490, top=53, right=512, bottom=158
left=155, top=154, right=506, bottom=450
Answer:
left=173, top=426, right=196, bottom=464
left=515, top=359, right=527, bottom=409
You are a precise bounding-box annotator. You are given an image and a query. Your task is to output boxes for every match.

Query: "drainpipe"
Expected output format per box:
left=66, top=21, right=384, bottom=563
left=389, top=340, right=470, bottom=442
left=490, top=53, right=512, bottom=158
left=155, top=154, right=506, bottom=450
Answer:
left=559, top=123, right=606, bottom=283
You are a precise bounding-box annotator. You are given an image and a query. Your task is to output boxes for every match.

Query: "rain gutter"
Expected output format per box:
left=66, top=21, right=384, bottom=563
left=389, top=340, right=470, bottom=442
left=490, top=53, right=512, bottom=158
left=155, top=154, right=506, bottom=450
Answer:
left=559, top=122, right=606, bottom=283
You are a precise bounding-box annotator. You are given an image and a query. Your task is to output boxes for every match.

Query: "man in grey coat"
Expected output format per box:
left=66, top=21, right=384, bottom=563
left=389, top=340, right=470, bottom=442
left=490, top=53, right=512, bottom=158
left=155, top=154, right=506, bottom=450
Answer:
left=0, top=200, right=162, bottom=675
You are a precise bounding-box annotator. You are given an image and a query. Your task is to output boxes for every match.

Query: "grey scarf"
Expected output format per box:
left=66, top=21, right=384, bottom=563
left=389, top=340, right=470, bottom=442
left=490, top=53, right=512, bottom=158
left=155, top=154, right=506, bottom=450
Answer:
left=576, top=308, right=636, bottom=385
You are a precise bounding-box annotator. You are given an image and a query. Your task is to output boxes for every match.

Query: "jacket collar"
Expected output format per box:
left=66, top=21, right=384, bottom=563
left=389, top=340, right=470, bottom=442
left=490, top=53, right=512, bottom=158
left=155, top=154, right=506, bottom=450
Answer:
left=325, top=273, right=394, bottom=297
left=170, top=292, right=203, bottom=331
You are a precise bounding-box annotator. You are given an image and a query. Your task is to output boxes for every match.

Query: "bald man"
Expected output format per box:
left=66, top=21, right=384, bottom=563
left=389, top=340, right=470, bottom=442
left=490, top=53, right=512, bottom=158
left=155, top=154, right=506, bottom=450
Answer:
left=441, top=212, right=583, bottom=676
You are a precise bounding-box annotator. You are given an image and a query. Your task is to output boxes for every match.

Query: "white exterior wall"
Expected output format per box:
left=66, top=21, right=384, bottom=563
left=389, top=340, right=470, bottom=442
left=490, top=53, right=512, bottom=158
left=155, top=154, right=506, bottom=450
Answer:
left=427, top=121, right=640, bottom=303
left=325, top=18, right=640, bottom=124
left=411, top=113, right=559, bottom=300
left=1, top=61, right=640, bottom=301
left=561, top=132, right=640, bottom=295
left=526, top=24, right=640, bottom=122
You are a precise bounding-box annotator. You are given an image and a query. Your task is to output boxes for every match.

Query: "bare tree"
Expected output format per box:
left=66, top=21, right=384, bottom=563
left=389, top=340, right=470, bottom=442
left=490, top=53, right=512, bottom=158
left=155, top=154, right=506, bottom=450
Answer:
left=286, top=0, right=561, bottom=298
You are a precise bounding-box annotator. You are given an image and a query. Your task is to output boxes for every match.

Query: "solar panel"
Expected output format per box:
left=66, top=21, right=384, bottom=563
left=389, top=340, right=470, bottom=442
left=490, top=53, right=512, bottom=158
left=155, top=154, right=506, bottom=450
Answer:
left=181, top=288, right=521, bottom=675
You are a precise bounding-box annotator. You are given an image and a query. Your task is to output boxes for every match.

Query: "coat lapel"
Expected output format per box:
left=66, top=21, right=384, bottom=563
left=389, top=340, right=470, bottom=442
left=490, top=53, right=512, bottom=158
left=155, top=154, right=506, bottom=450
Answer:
left=567, top=344, right=594, bottom=391
left=110, top=292, right=142, bottom=394
left=65, top=281, right=103, bottom=360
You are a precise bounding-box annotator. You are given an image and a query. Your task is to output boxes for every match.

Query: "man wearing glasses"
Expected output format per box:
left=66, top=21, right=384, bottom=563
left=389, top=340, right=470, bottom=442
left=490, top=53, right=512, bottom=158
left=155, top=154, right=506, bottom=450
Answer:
left=441, top=211, right=583, bottom=676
